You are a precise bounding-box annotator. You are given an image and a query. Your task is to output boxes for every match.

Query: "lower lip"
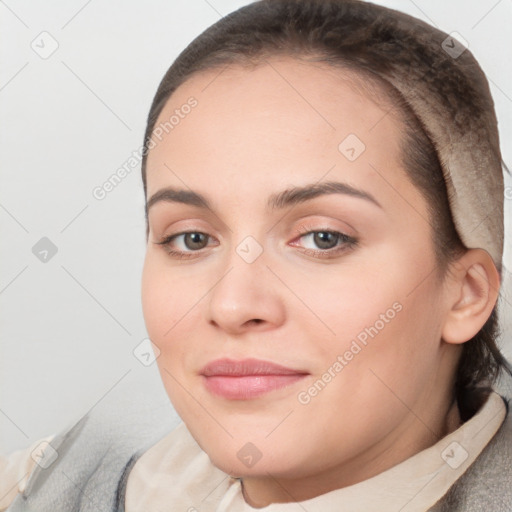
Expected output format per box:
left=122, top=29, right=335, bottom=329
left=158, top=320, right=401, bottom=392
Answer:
left=202, top=374, right=307, bottom=400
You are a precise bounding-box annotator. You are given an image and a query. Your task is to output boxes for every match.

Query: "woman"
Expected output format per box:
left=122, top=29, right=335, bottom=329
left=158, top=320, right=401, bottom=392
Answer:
left=2, top=0, right=511, bottom=510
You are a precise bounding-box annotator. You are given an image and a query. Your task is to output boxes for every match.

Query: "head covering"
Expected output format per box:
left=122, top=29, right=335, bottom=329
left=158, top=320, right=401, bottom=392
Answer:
left=347, top=1, right=504, bottom=270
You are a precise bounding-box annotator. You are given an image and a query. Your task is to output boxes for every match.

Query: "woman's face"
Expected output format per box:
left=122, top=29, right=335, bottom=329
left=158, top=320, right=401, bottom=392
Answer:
left=141, top=57, right=458, bottom=491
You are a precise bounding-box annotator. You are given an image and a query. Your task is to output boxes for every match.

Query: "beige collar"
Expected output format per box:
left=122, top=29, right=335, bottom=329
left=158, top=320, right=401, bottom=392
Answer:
left=125, top=391, right=506, bottom=512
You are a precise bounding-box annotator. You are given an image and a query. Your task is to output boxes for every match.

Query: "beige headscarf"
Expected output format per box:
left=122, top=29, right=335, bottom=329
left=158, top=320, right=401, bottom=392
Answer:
left=357, top=2, right=504, bottom=270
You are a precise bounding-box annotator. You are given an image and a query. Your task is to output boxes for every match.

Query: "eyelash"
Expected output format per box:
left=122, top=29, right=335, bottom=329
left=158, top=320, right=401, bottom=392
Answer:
left=154, top=225, right=358, bottom=260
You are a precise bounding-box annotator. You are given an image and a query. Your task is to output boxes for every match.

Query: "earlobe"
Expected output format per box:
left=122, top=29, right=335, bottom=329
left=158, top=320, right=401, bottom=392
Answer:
left=442, top=249, right=500, bottom=345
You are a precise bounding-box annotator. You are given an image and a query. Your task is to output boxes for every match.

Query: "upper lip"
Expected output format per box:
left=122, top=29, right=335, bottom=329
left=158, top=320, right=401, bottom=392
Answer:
left=200, top=358, right=309, bottom=377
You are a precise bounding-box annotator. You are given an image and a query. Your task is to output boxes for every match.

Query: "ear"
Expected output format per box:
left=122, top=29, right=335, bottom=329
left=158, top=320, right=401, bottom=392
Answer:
left=442, top=249, right=500, bottom=345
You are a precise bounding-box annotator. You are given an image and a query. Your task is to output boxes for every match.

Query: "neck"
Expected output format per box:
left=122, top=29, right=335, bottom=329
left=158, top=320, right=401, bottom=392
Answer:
left=241, top=392, right=462, bottom=508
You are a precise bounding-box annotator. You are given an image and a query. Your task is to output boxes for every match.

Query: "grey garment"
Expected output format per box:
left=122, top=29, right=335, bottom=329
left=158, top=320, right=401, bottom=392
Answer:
left=6, top=409, right=171, bottom=512
left=429, top=372, right=512, bottom=512
left=6, top=378, right=512, bottom=512
left=5, top=375, right=181, bottom=512
left=429, top=395, right=512, bottom=512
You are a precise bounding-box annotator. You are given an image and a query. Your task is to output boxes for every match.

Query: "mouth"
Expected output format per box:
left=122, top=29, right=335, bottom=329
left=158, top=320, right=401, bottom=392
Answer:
left=200, top=358, right=309, bottom=400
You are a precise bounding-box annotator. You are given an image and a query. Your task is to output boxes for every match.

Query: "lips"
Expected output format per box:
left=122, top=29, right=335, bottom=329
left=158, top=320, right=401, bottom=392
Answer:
left=200, top=358, right=309, bottom=400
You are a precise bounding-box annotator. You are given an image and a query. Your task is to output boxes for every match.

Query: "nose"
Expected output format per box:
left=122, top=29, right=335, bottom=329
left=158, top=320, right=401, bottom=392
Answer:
left=207, top=247, right=286, bottom=335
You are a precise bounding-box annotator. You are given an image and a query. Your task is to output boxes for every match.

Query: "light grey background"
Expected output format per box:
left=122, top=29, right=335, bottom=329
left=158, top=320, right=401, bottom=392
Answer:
left=1, top=0, right=511, bottom=454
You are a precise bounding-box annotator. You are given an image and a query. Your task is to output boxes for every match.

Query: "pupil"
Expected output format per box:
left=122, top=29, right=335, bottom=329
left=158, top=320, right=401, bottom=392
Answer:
left=314, top=232, right=337, bottom=249
left=186, top=233, right=206, bottom=250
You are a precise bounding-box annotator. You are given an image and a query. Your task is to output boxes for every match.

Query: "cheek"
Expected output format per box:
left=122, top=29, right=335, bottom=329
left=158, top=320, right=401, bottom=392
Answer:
left=141, top=254, right=211, bottom=382
left=290, top=278, right=443, bottom=461
left=290, top=256, right=400, bottom=347
left=298, top=243, right=443, bottom=387
left=313, top=272, right=442, bottom=408
left=141, top=257, right=199, bottom=414
left=141, top=256, right=192, bottom=350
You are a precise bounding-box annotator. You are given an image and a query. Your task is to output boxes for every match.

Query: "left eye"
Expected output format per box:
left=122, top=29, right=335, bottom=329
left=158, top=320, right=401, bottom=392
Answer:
left=174, top=232, right=210, bottom=251
left=294, top=230, right=356, bottom=254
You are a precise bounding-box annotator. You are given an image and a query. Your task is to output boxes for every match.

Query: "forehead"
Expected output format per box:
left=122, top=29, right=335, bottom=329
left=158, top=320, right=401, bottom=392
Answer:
left=145, top=57, right=410, bottom=207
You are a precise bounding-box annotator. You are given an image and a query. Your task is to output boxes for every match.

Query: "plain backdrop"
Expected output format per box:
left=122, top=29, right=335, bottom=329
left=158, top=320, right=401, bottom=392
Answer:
left=1, top=0, right=511, bottom=454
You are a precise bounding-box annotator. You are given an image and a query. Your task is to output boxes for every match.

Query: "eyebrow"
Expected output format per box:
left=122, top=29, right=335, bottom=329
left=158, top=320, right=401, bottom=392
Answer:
left=146, top=180, right=382, bottom=214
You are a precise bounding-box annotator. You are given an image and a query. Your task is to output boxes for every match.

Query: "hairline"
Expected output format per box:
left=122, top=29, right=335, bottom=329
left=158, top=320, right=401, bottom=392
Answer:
left=141, top=51, right=457, bottom=274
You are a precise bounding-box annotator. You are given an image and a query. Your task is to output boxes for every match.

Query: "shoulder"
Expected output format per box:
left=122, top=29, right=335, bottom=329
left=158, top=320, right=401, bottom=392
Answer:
left=5, top=399, right=181, bottom=511
left=0, top=435, right=55, bottom=511
left=124, top=421, right=232, bottom=511
left=432, top=385, right=512, bottom=511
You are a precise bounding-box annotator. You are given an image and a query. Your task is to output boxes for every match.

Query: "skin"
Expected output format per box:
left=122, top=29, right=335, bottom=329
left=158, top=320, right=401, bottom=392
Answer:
left=141, top=57, right=499, bottom=507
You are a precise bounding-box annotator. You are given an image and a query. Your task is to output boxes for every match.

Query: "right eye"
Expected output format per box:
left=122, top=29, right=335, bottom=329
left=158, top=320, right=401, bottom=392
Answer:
left=154, top=231, right=218, bottom=259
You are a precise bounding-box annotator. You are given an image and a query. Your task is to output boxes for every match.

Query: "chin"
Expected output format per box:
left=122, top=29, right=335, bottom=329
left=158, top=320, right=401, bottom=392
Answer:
left=207, top=451, right=291, bottom=478
left=200, top=435, right=307, bottom=478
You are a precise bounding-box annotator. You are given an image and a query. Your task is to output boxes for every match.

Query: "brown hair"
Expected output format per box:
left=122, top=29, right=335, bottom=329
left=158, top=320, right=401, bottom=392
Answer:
left=140, top=0, right=511, bottom=421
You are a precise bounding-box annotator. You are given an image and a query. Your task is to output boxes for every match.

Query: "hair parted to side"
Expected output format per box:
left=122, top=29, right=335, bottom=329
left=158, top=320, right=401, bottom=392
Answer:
left=141, top=0, right=511, bottom=421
